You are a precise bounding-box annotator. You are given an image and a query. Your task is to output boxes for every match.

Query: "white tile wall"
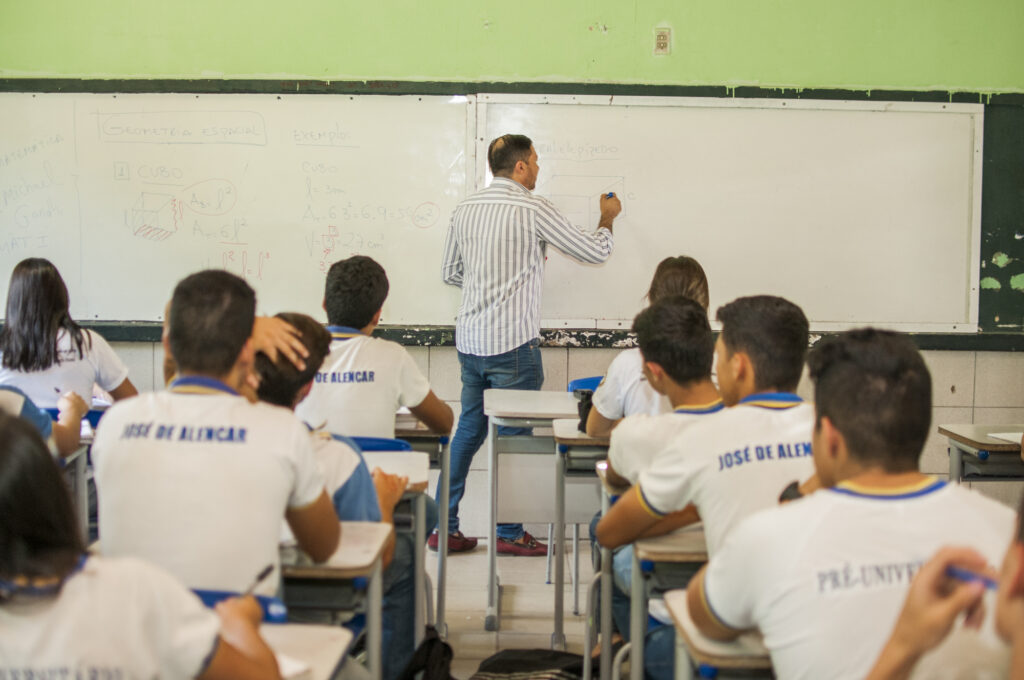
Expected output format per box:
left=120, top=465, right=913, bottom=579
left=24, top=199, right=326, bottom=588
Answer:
left=109, top=342, right=156, bottom=394
left=976, top=353, right=1024, bottom=407
left=922, top=350, right=976, bottom=408
left=923, top=407, right=973, bottom=474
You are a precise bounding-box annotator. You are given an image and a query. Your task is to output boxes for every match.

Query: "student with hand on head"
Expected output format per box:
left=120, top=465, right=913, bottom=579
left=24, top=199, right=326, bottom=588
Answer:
left=256, top=311, right=439, bottom=680
left=587, top=256, right=711, bottom=438
left=92, top=270, right=339, bottom=597
left=0, top=384, right=87, bottom=457
left=0, top=258, right=137, bottom=408
left=295, top=255, right=452, bottom=439
left=686, top=328, right=1013, bottom=680
left=596, top=295, right=814, bottom=555
left=0, top=413, right=281, bottom=680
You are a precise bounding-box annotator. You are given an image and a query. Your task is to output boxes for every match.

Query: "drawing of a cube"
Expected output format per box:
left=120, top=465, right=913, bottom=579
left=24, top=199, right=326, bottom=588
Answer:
left=131, top=192, right=178, bottom=242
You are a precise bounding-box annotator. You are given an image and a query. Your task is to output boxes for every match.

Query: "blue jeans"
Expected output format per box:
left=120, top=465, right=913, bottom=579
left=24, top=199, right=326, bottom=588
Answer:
left=437, top=339, right=544, bottom=542
left=381, top=496, right=439, bottom=680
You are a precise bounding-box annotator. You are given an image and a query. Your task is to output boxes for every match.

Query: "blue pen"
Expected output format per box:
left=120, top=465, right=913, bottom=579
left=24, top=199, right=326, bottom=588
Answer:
left=605, top=192, right=614, bottom=198
left=946, top=565, right=997, bottom=590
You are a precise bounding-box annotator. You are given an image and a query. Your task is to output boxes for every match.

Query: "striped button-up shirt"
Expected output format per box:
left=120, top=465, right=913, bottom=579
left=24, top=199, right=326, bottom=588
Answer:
left=441, top=178, right=614, bottom=356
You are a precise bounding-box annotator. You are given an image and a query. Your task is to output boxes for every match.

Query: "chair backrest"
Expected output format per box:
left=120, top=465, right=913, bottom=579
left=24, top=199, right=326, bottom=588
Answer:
left=347, top=436, right=413, bottom=452
left=567, top=376, right=602, bottom=393
left=191, top=589, right=289, bottom=623
left=44, top=408, right=106, bottom=428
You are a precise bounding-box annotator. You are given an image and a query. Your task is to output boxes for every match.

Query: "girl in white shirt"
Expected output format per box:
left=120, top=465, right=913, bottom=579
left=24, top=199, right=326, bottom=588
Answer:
left=0, top=258, right=137, bottom=408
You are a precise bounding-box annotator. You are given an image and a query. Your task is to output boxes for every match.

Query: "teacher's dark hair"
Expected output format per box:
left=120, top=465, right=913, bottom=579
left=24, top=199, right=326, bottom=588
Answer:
left=168, top=270, right=256, bottom=377
left=324, top=256, right=390, bottom=329
left=256, top=312, right=331, bottom=408
left=647, top=256, right=709, bottom=311
left=0, top=413, right=84, bottom=593
left=634, top=296, right=714, bottom=386
left=0, top=258, right=90, bottom=372
left=716, top=295, right=808, bottom=393
left=808, top=328, right=931, bottom=471
left=488, top=134, right=533, bottom=177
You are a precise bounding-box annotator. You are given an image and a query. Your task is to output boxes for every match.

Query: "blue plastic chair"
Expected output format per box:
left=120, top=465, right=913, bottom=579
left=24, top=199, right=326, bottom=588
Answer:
left=347, top=436, right=413, bottom=452
left=567, top=376, right=602, bottom=393
left=44, top=408, right=106, bottom=429
left=192, top=589, right=289, bottom=624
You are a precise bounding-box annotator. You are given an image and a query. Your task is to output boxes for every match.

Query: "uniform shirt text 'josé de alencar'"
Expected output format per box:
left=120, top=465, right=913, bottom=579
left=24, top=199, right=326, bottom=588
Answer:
left=441, top=177, right=613, bottom=356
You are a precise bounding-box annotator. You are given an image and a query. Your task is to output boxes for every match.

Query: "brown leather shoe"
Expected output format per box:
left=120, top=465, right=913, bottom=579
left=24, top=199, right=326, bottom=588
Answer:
left=496, top=531, right=548, bottom=556
left=427, top=530, right=478, bottom=553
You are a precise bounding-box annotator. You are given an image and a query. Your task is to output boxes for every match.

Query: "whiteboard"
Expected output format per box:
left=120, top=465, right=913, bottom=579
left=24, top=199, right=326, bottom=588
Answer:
left=0, top=93, right=470, bottom=323
left=480, top=95, right=983, bottom=332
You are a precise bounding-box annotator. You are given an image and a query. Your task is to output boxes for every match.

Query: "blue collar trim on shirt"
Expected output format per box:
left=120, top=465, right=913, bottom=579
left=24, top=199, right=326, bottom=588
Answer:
left=168, top=375, right=239, bottom=396
left=0, top=553, right=87, bottom=599
left=327, top=325, right=364, bottom=341
left=738, top=392, right=804, bottom=409
left=674, top=399, right=725, bottom=415
left=829, top=478, right=947, bottom=501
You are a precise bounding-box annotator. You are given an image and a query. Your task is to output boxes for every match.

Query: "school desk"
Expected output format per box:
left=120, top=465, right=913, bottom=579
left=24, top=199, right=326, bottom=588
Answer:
left=662, top=589, right=771, bottom=680
left=280, top=521, right=391, bottom=680
left=481, top=388, right=579, bottom=634
left=552, top=418, right=609, bottom=650
left=261, top=623, right=355, bottom=680
left=939, top=424, right=1024, bottom=482
left=585, top=461, right=629, bottom=680
left=394, top=417, right=453, bottom=638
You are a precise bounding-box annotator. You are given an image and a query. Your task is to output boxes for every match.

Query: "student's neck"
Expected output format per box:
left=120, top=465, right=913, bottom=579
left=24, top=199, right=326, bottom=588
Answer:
left=177, top=369, right=243, bottom=392
left=665, top=379, right=720, bottom=409
left=359, top=323, right=375, bottom=336
left=837, top=467, right=928, bottom=488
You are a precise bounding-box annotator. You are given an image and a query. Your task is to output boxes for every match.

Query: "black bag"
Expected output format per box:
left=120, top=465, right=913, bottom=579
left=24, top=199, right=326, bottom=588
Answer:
left=574, top=389, right=594, bottom=433
left=395, top=625, right=456, bottom=680
left=470, top=649, right=583, bottom=680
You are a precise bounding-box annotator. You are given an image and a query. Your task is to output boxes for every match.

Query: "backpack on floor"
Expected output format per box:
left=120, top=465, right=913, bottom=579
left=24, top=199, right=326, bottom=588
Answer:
left=470, top=649, right=583, bottom=680
left=395, top=625, right=456, bottom=680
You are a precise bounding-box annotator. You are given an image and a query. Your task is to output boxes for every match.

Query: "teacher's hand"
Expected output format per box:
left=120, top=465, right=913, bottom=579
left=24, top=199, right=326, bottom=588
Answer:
left=600, top=192, right=622, bottom=220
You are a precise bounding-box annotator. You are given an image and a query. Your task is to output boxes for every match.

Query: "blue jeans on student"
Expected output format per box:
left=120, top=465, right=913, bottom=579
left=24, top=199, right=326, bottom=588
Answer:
left=438, top=339, right=544, bottom=542
left=382, top=496, right=439, bottom=680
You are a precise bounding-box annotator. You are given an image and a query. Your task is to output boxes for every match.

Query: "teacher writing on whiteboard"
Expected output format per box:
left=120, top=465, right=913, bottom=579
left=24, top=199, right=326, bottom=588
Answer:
left=434, top=133, right=622, bottom=556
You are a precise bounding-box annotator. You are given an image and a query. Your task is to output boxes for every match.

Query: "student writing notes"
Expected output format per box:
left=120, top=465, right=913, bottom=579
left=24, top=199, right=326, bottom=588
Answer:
left=0, top=414, right=281, bottom=680
left=687, top=329, right=1013, bottom=680
left=0, top=258, right=137, bottom=408
left=92, top=270, right=339, bottom=596
left=296, top=256, right=453, bottom=439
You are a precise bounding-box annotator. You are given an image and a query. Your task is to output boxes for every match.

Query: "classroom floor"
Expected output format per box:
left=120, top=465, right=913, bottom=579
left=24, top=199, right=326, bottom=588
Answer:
left=424, top=533, right=597, bottom=678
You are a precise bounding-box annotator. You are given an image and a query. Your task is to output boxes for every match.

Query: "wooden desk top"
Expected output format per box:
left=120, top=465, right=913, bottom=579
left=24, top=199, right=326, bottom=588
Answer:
left=362, top=451, right=430, bottom=493
left=938, top=424, right=1023, bottom=452
left=262, top=623, right=353, bottom=680
left=483, top=389, right=577, bottom=419
left=553, top=418, right=610, bottom=446
left=663, top=590, right=770, bottom=669
left=281, top=521, right=391, bottom=579
left=635, top=525, right=708, bottom=564
left=596, top=463, right=629, bottom=497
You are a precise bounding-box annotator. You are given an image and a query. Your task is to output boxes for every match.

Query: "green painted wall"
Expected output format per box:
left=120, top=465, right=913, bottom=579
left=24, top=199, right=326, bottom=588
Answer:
left=1, top=1, right=1022, bottom=92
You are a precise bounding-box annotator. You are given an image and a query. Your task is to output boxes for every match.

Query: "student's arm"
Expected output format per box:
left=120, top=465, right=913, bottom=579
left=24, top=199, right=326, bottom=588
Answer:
left=865, top=547, right=991, bottom=680
left=200, top=596, right=281, bottom=680
left=108, top=377, right=138, bottom=401
left=371, top=468, right=408, bottom=568
left=251, top=316, right=308, bottom=371
left=595, top=485, right=663, bottom=549
left=285, top=490, right=341, bottom=563
left=409, top=391, right=454, bottom=434
left=637, top=504, right=700, bottom=538
left=686, top=568, right=744, bottom=642
left=586, top=408, right=620, bottom=438
left=604, top=460, right=631, bottom=488
left=52, top=391, right=88, bottom=457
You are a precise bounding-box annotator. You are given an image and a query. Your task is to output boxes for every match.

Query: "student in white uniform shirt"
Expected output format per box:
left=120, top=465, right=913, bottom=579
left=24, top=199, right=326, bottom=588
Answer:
left=687, top=328, right=1015, bottom=680
left=0, top=413, right=281, bottom=680
left=0, top=384, right=87, bottom=456
left=296, top=255, right=453, bottom=440
left=256, top=311, right=438, bottom=680
left=92, top=270, right=340, bottom=597
left=587, top=255, right=710, bottom=438
left=0, top=258, right=138, bottom=408
left=596, top=295, right=814, bottom=557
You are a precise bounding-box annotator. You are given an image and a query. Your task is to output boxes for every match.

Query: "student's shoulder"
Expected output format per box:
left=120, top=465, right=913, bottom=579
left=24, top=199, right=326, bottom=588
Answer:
left=942, top=483, right=1017, bottom=525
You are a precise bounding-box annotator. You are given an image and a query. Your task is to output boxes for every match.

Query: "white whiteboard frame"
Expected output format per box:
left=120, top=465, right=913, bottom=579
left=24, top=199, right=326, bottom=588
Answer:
left=477, top=93, right=985, bottom=333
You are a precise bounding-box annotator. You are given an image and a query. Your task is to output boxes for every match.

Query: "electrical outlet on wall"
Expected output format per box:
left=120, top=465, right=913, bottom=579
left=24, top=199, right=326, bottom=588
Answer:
left=654, top=27, right=671, bottom=55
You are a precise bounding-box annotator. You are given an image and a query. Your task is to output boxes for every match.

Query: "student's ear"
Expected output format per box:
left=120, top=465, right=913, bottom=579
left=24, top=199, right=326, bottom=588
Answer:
left=322, top=298, right=327, bottom=313
left=644, top=361, right=668, bottom=393
left=293, top=379, right=315, bottom=409
left=237, top=337, right=255, bottom=372
left=818, top=416, right=848, bottom=467
left=731, top=350, right=753, bottom=387
left=372, top=308, right=383, bottom=326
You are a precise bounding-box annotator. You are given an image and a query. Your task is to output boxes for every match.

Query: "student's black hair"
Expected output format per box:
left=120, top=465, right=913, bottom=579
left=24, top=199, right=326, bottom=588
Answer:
left=256, top=312, right=332, bottom=408
left=0, top=258, right=90, bottom=372
left=0, top=413, right=83, bottom=594
left=646, top=256, right=710, bottom=311
left=324, top=256, right=389, bottom=329
left=807, top=328, right=931, bottom=471
left=488, top=134, right=533, bottom=176
left=716, top=295, right=809, bottom=393
left=168, top=270, right=256, bottom=376
left=633, top=296, right=714, bottom=386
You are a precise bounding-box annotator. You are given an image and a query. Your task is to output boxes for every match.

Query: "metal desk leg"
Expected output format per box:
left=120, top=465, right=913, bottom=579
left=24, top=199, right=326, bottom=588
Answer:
left=948, top=440, right=964, bottom=483
left=368, top=556, right=383, bottom=680
left=630, top=548, right=644, bottom=680
left=675, top=625, right=693, bottom=680
left=436, top=437, right=450, bottom=638
left=600, top=491, right=613, bottom=680
left=74, top=448, right=89, bottom=542
left=485, top=420, right=500, bottom=632
left=414, top=492, right=426, bottom=646
left=553, top=445, right=567, bottom=650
